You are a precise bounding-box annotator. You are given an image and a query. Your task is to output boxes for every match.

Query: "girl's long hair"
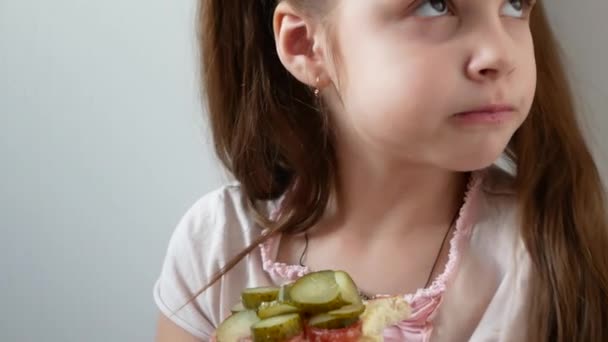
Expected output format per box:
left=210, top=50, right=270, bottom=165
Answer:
left=194, top=1, right=608, bottom=340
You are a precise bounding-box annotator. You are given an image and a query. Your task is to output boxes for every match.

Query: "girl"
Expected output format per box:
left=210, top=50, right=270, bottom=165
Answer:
left=154, top=0, right=608, bottom=341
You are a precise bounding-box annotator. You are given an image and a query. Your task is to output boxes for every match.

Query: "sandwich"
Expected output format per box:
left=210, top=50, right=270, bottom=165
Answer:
left=212, top=270, right=411, bottom=341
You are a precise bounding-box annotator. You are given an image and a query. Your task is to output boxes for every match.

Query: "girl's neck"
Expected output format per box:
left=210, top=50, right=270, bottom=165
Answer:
left=316, top=149, right=468, bottom=241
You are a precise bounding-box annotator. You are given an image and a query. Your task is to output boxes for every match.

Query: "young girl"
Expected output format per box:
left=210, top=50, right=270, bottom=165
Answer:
left=154, top=0, right=608, bottom=341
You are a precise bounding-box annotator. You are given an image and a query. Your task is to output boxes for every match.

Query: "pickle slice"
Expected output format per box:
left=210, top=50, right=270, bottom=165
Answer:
left=289, top=271, right=345, bottom=314
left=251, top=313, right=303, bottom=342
left=216, top=310, right=260, bottom=342
left=278, top=283, right=293, bottom=303
left=334, top=271, right=362, bottom=305
left=230, top=302, right=247, bottom=314
left=327, top=303, right=366, bottom=319
left=241, top=287, right=280, bottom=310
left=308, top=313, right=359, bottom=330
left=257, top=301, right=301, bottom=320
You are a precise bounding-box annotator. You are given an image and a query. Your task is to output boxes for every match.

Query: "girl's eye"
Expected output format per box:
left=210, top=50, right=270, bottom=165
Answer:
left=413, top=0, right=449, bottom=17
left=501, top=0, right=527, bottom=18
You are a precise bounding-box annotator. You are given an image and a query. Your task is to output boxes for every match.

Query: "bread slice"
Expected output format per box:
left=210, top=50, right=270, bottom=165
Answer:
left=359, top=296, right=412, bottom=341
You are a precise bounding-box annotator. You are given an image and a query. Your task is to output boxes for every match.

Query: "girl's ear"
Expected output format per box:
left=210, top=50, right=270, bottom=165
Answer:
left=273, top=2, right=331, bottom=88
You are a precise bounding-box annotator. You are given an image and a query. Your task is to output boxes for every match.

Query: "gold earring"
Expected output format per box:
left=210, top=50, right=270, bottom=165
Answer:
left=314, top=76, right=321, bottom=97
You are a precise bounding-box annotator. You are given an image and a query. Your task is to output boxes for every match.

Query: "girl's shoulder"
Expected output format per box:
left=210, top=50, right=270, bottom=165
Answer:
left=157, top=183, right=267, bottom=278
left=443, top=168, right=532, bottom=341
left=167, top=182, right=265, bottom=248
left=471, top=164, right=528, bottom=272
left=153, top=183, right=273, bottom=339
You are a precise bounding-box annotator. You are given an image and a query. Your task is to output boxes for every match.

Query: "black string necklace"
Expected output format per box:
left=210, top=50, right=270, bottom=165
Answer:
left=298, top=208, right=461, bottom=300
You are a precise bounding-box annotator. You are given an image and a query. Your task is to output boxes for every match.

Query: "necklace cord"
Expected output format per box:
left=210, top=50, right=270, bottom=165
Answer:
left=299, top=203, right=462, bottom=297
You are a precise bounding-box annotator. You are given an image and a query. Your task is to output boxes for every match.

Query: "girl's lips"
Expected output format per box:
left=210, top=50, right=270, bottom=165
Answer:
left=452, top=104, right=516, bottom=124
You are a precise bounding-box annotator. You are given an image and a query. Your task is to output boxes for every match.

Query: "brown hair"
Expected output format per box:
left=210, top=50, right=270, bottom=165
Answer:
left=191, top=1, right=608, bottom=340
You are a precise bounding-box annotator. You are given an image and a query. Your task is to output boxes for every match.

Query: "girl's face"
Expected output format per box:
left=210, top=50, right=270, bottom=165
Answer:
left=322, top=0, right=537, bottom=171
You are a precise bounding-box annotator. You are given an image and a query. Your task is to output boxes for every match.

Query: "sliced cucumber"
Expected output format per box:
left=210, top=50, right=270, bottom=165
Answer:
left=289, top=270, right=345, bottom=314
left=308, top=313, right=359, bottom=330
left=334, top=271, right=362, bottom=305
left=241, top=287, right=280, bottom=310
left=257, top=301, right=301, bottom=320
left=251, top=313, right=303, bottom=342
left=230, top=302, right=247, bottom=314
left=278, top=283, right=293, bottom=303
left=327, top=303, right=366, bottom=320
left=216, top=310, right=260, bottom=342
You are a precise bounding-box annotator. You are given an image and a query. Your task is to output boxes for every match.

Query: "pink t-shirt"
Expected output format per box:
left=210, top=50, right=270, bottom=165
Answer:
left=153, top=166, right=531, bottom=341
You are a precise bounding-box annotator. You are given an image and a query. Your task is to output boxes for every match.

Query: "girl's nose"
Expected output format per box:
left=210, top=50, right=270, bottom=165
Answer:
left=465, top=22, right=516, bottom=83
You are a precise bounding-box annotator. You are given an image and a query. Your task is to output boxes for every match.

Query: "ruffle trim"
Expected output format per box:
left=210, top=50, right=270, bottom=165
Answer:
left=259, top=171, right=485, bottom=306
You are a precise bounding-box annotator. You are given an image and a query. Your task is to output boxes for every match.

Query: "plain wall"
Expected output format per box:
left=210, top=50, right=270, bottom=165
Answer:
left=1, top=1, right=225, bottom=341
left=545, top=1, right=608, bottom=176
left=1, top=1, right=606, bottom=341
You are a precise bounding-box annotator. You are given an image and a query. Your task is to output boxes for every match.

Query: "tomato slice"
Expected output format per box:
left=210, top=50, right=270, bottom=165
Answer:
left=305, top=320, right=363, bottom=342
left=214, top=323, right=358, bottom=341
left=235, top=332, right=306, bottom=342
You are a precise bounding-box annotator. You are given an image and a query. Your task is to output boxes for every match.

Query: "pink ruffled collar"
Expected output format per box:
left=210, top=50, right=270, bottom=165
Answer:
left=258, top=171, right=485, bottom=341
